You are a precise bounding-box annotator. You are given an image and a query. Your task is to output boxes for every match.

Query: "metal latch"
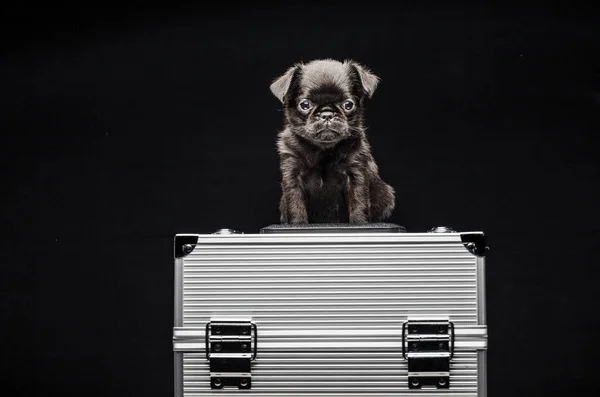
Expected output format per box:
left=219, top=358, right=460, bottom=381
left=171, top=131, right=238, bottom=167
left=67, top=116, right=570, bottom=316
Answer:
left=205, top=318, right=257, bottom=389
left=402, top=320, right=455, bottom=389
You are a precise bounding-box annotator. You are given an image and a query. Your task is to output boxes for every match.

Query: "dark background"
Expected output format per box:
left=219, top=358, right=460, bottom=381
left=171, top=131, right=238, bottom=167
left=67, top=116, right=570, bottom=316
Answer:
left=1, top=3, right=599, bottom=396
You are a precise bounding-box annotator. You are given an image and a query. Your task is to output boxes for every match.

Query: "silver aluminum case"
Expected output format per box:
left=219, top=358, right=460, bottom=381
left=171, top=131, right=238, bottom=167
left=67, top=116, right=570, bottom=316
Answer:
left=174, top=230, right=487, bottom=396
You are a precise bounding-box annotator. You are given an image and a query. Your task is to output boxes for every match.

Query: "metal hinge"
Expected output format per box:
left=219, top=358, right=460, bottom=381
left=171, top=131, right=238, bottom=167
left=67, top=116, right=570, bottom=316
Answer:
left=402, top=319, right=455, bottom=389
left=205, top=318, right=257, bottom=389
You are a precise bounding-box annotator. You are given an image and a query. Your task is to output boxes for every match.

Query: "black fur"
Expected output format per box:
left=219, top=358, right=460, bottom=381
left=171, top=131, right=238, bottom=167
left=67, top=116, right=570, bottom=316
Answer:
left=270, top=59, right=395, bottom=224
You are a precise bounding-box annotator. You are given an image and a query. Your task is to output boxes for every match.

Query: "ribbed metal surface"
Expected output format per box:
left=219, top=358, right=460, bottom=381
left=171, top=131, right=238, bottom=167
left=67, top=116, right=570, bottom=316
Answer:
left=183, top=352, right=478, bottom=396
left=179, top=234, right=481, bottom=395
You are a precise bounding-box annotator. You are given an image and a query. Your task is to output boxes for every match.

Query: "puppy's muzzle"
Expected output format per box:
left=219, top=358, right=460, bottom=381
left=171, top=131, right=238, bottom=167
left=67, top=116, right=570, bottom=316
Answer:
left=316, top=129, right=339, bottom=141
left=318, top=111, right=335, bottom=121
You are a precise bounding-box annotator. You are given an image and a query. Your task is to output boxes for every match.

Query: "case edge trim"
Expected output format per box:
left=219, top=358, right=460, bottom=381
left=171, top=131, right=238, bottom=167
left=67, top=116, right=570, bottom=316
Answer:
left=175, top=234, right=199, bottom=258
left=460, top=232, right=488, bottom=257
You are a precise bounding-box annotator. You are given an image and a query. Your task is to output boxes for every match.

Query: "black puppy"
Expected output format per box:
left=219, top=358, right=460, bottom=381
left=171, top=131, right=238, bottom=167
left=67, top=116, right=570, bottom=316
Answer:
left=270, top=59, right=395, bottom=224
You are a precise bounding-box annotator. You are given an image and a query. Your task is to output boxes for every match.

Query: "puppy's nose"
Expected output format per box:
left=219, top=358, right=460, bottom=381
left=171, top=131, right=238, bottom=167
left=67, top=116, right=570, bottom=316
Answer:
left=319, top=111, right=334, bottom=121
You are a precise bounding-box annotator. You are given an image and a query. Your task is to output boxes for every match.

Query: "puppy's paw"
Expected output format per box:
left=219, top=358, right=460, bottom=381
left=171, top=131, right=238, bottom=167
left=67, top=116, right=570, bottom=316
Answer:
left=289, top=218, right=309, bottom=225
left=349, top=214, right=369, bottom=224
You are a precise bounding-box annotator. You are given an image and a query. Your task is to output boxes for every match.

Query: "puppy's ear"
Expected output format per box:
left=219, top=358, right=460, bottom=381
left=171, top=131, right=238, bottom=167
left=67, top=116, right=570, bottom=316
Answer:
left=349, top=61, right=380, bottom=98
left=270, top=64, right=301, bottom=103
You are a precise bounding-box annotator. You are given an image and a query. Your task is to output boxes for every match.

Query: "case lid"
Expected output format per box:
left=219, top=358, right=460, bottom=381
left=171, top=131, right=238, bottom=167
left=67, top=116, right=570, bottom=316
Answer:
left=260, top=222, right=407, bottom=234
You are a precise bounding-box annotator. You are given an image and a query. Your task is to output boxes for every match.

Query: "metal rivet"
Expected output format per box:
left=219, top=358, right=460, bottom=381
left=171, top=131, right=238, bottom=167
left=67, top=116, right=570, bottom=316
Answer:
left=438, top=378, right=447, bottom=386
left=242, top=328, right=249, bottom=335
left=239, top=378, right=249, bottom=387
left=213, top=378, right=222, bottom=387
left=439, top=342, right=445, bottom=349
left=411, top=378, right=420, bottom=387
left=411, top=342, right=418, bottom=349
left=183, top=244, right=193, bottom=253
left=214, top=327, right=221, bottom=334
left=241, top=344, right=248, bottom=352
left=214, top=343, right=222, bottom=352
left=438, top=326, right=446, bottom=333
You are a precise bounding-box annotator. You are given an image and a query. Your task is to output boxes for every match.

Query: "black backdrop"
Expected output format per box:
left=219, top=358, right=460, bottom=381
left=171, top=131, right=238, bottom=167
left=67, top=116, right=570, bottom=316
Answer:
left=1, top=4, right=599, bottom=396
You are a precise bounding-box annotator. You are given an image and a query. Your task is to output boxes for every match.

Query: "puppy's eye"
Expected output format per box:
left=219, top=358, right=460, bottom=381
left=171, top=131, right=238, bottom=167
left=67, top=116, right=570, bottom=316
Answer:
left=298, top=99, right=313, bottom=112
left=342, top=99, right=355, bottom=111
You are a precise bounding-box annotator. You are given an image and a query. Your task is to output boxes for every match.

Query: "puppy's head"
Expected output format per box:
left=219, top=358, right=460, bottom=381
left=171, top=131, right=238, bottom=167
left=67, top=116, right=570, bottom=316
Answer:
left=270, top=59, right=379, bottom=147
